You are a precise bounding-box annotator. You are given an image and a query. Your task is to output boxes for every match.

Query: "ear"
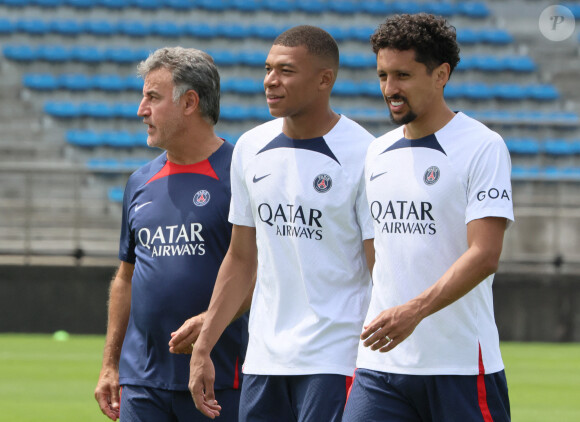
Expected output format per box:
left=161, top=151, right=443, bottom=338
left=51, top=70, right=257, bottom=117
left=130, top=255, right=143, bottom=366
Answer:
left=434, top=63, right=451, bottom=89
left=182, top=89, right=200, bottom=116
left=319, top=68, right=335, bottom=91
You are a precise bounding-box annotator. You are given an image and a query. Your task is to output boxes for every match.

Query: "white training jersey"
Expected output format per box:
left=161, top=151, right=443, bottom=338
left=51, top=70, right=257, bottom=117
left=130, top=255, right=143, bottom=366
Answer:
left=358, top=112, right=514, bottom=376
left=230, top=115, right=374, bottom=376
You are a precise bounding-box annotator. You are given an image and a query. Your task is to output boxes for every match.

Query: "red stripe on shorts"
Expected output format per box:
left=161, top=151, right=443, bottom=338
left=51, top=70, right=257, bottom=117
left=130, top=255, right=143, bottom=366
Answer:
left=477, top=344, right=494, bottom=422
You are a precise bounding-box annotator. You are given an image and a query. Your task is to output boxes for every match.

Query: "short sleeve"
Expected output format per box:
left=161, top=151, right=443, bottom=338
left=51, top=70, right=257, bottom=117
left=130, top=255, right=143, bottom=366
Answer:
left=465, top=136, right=514, bottom=226
left=228, top=140, right=256, bottom=227
left=118, top=180, right=136, bottom=263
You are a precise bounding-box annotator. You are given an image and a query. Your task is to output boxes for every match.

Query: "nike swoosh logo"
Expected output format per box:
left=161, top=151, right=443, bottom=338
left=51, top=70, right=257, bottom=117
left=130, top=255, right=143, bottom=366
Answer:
left=253, top=174, right=271, bottom=183
left=135, top=201, right=152, bottom=212
left=370, top=171, right=387, bottom=181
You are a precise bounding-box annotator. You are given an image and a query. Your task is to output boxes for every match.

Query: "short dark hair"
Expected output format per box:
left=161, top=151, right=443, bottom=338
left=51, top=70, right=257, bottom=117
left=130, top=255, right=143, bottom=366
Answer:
left=138, top=46, right=220, bottom=125
left=370, top=14, right=460, bottom=76
left=274, top=25, right=339, bottom=72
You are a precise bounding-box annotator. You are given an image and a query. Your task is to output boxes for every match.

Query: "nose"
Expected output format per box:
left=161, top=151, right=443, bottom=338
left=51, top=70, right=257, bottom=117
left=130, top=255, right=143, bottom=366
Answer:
left=382, top=77, right=399, bottom=99
left=264, top=70, right=279, bottom=89
left=137, top=97, right=150, bottom=118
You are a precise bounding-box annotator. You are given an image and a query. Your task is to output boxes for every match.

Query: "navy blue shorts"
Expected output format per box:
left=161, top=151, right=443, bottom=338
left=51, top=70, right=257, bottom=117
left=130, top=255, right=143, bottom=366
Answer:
left=239, top=374, right=352, bottom=422
left=120, top=385, right=241, bottom=422
left=343, top=368, right=510, bottom=422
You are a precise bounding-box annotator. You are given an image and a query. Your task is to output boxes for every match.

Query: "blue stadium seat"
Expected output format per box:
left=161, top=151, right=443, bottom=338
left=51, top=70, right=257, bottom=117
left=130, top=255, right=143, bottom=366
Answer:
left=79, top=102, right=117, bottom=119
left=511, top=165, right=541, bottom=180
left=218, top=23, right=250, bottom=39
left=443, top=83, right=463, bottom=100
left=150, top=21, right=182, bottom=38
left=50, top=19, right=83, bottom=36
left=358, top=80, right=382, bottom=98
left=249, top=106, right=273, bottom=121
left=124, top=75, right=144, bottom=92
left=84, top=20, right=116, bottom=36
left=197, top=0, right=229, bottom=11
left=321, top=25, right=349, bottom=42
left=17, top=18, right=50, bottom=35
left=493, top=83, right=527, bottom=101
left=526, top=84, right=559, bottom=101
left=164, top=0, right=194, bottom=10
left=456, top=28, right=481, bottom=45
left=457, top=1, right=490, bottom=18
left=32, top=0, right=64, bottom=6
left=341, top=52, right=376, bottom=69
left=116, top=103, right=141, bottom=120
left=504, top=138, right=541, bottom=155
left=182, top=22, right=216, bottom=39
left=4, top=45, right=39, bottom=62
left=230, top=0, right=260, bottom=12
left=105, top=46, right=141, bottom=64
left=295, top=0, right=325, bottom=14
left=87, top=158, right=125, bottom=171
left=544, top=139, right=576, bottom=156
left=117, top=20, right=150, bottom=37
left=425, top=1, right=457, bottom=16
left=132, top=131, right=148, bottom=147
left=101, top=131, right=135, bottom=148
left=66, top=129, right=102, bottom=147
left=349, top=25, right=374, bottom=42
left=251, top=24, right=282, bottom=40
left=58, top=73, right=93, bottom=91
left=455, top=55, right=476, bottom=71
left=262, top=0, right=293, bottom=13
left=39, top=45, right=72, bottom=63
left=71, top=45, right=107, bottom=63
left=471, top=55, right=504, bottom=72
left=361, top=1, right=393, bottom=15
left=220, top=104, right=252, bottom=121
left=333, top=80, right=360, bottom=97
left=22, top=73, right=59, bottom=91
left=0, top=19, right=16, bottom=35
left=480, top=28, right=514, bottom=45
left=344, top=107, right=385, bottom=122
left=3, top=0, right=31, bottom=5
left=502, top=55, right=537, bottom=73
left=391, top=0, right=421, bottom=14
left=93, top=74, right=126, bottom=91
left=130, top=0, right=163, bottom=9
left=45, top=101, right=80, bottom=118
left=107, top=186, right=125, bottom=203
left=329, top=0, right=359, bottom=15
left=210, top=49, right=242, bottom=66
left=96, top=0, right=128, bottom=8
left=462, top=82, right=493, bottom=100
left=65, top=0, right=94, bottom=8
left=227, top=78, right=263, bottom=95
left=236, top=50, right=268, bottom=69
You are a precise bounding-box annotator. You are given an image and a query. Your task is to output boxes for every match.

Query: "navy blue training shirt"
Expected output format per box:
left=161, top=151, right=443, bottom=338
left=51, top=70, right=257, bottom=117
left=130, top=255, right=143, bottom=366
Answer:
left=118, top=140, right=247, bottom=391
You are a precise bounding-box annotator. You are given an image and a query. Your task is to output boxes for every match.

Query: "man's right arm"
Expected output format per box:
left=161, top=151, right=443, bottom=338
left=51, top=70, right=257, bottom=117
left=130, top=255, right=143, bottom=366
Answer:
left=189, top=224, right=257, bottom=419
left=94, top=261, right=134, bottom=421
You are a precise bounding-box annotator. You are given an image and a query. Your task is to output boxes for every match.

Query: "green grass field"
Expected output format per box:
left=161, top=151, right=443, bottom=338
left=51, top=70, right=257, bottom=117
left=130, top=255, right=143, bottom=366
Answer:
left=0, top=334, right=579, bottom=421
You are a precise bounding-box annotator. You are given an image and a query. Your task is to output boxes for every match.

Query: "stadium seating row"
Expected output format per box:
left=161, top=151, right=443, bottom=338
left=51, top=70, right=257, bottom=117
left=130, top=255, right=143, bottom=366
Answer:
left=25, top=73, right=559, bottom=101
left=506, top=138, right=580, bottom=156
left=4, top=44, right=536, bottom=72
left=0, top=0, right=491, bottom=18
left=0, top=18, right=512, bottom=44
left=45, top=99, right=579, bottom=127
left=511, top=165, right=580, bottom=181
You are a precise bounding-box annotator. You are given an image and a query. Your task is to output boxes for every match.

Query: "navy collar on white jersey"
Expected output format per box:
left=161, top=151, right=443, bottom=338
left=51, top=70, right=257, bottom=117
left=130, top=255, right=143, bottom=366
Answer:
left=381, top=133, right=447, bottom=156
left=257, top=133, right=341, bottom=165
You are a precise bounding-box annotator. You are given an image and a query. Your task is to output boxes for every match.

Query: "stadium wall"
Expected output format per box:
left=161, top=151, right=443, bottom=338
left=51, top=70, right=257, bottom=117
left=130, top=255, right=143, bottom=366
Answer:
left=0, top=265, right=578, bottom=342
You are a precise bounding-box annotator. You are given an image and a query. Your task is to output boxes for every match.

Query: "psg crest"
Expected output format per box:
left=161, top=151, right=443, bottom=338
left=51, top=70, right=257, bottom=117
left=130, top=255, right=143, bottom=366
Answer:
left=193, top=190, right=210, bottom=206
left=313, top=174, right=332, bottom=193
left=423, top=166, right=440, bottom=185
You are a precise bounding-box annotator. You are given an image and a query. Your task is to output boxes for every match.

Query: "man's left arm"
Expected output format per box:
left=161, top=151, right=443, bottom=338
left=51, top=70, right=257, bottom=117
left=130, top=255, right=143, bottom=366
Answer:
left=361, top=216, right=507, bottom=352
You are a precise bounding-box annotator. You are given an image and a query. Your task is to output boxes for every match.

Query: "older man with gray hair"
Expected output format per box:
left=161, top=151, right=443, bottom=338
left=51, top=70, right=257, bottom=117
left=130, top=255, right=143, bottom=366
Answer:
left=95, top=46, right=250, bottom=422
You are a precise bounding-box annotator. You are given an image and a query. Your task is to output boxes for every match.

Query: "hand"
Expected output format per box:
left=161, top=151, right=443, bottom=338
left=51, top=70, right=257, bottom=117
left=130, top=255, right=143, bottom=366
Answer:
left=169, top=313, right=206, bottom=354
left=189, top=348, right=221, bottom=419
left=361, top=302, right=422, bottom=353
left=94, top=367, right=121, bottom=421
